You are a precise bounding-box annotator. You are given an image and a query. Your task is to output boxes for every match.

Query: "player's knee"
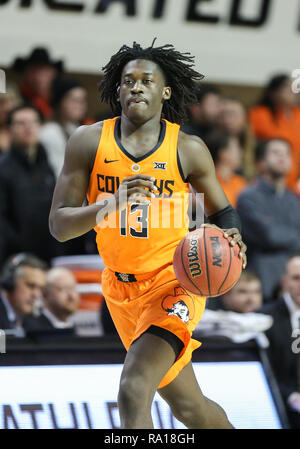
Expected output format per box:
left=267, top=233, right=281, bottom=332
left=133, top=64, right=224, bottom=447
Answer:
left=118, top=373, right=150, bottom=412
left=172, top=396, right=232, bottom=429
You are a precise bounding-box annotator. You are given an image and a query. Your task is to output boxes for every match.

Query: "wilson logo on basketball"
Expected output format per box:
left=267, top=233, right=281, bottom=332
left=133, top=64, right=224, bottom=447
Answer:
left=173, top=227, right=242, bottom=297
left=210, top=236, right=222, bottom=267
left=187, top=237, right=202, bottom=278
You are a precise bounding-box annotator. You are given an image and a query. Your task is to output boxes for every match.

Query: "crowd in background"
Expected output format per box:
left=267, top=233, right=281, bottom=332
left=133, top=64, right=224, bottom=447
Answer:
left=1, top=47, right=300, bottom=428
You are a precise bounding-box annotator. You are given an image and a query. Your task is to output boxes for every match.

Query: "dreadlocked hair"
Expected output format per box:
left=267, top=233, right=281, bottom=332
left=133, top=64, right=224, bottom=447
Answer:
left=99, top=39, right=205, bottom=125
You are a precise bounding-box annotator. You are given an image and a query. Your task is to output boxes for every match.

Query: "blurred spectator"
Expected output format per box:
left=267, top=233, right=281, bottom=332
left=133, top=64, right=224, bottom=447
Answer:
left=0, top=105, right=63, bottom=266
left=205, top=129, right=247, bottom=208
left=23, top=267, right=79, bottom=334
left=0, top=83, right=21, bottom=154
left=0, top=253, right=47, bottom=331
left=196, top=269, right=272, bottom=345
left=260, top=254, right=300, bottom=429
left=207, top=270, right=263, bottom=313
left=249, top=74, right=300, bottom=194
left=217, top=97, right=256, bottom=179
left=39, top=77, right=89, bottom=178
left=40, top=77, right=97, bottom=255
left=182, top=85, right=222, bottom=142
left=12, top=47, right=63, bottom=120
left=237, top=138, right=300, bottom=301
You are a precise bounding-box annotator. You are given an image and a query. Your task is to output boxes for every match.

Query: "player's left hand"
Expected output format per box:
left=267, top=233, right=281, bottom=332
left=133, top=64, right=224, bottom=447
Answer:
left=201, top=223, right=247, bottom=269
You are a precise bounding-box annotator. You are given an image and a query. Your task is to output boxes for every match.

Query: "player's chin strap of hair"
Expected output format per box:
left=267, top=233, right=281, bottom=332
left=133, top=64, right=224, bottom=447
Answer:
left=207, top=205, right=242, bottom=234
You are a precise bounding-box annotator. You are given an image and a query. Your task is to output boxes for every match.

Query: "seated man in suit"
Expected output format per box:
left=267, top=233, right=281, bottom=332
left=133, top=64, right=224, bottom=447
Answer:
left=260, top=254, right=300, bottom=429
left=0, top=253, right=47, bottom=332
left=23, top=266, right=80, bottom=335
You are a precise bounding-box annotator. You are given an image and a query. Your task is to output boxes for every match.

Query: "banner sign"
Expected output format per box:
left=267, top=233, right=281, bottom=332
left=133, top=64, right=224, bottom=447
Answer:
left=0, top=0, right=299, bottom=85
left=0, top=362, right=281, bottom=429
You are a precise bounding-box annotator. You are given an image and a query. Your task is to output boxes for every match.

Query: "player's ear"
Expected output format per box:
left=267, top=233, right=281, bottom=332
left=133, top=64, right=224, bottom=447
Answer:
left=162, top=86, right=171, bottom=101
left=117, top=86, right=120, bottom=101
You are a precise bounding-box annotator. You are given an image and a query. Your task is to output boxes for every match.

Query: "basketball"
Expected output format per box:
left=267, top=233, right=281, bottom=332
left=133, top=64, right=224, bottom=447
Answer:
left=173, top=227, right=243, bottom=297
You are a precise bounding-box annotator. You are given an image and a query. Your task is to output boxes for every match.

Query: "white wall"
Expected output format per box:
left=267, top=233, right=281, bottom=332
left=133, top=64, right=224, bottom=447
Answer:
left=0, top=0, right=299, bottom=85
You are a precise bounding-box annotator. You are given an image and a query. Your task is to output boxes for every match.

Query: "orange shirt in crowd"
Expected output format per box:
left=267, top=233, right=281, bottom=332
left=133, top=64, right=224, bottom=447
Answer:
left=217, top=173, right=247, bottom=208
left=249, top=105, right=300, bottom=194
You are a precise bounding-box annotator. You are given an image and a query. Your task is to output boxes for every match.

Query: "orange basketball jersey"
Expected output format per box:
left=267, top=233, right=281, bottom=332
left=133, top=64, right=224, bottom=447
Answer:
left=87, top=116, right=190, bottom=274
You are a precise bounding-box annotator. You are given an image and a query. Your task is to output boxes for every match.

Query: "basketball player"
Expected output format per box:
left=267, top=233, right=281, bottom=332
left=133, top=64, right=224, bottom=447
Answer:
left=49, top=41, right=247, bottom=429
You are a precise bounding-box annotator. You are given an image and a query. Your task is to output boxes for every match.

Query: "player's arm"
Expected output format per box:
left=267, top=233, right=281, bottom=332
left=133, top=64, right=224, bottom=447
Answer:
left=179, top=133, right=231, bottom=214
left=49, top=124, right=113, bottom=242
left=179, top=133, right=247, bottom=268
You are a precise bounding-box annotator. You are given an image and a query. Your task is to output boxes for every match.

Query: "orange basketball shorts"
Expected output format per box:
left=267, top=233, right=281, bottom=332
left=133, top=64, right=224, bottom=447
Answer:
left=101, top=263, right=206, bottom=389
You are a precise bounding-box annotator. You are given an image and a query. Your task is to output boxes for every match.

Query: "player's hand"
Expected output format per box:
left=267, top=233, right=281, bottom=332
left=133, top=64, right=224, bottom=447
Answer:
left=115, top=174, right=158, bottom=209
left=201, top=223, right=247, bottom=269
left=287, top=392, right=300, bottom=413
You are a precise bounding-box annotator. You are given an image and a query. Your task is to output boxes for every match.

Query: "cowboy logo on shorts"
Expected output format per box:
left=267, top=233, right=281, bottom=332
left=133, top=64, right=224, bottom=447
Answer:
left=161, top=287, right=195, bottom=324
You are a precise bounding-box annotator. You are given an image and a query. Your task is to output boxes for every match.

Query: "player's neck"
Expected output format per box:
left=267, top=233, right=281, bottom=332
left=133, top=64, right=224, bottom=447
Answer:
left=120, top=112, right=162, bottom=139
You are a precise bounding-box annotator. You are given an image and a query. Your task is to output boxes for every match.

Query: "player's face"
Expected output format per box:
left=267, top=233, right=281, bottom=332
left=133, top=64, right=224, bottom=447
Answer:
left=119, top=59, right=171, bottom=123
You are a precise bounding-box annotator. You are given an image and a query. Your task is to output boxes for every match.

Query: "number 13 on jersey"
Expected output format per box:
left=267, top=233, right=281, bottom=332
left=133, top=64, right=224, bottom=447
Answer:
left=120, top=203, right=150, bottom=238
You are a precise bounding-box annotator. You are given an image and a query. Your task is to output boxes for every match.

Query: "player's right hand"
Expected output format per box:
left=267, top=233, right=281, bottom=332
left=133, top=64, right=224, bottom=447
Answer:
left=114, top=174, right=158, bottom=209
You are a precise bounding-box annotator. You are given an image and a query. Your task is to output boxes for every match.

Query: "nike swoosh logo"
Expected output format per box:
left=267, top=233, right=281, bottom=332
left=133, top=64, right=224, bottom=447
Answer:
left=104, top=158, right=120, bottom=163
